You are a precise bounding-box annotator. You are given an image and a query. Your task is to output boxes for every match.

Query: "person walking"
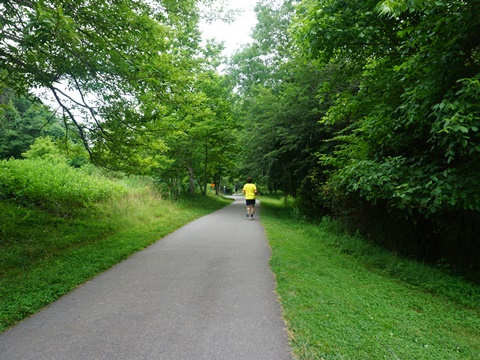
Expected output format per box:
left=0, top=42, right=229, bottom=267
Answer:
left=242, top=177, right=258, bottom=220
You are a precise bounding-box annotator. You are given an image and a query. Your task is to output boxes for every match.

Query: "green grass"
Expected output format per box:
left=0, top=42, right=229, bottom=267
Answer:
left=0, top=181, right=232, bottom=332
left=0, top=158, right=127, bottom=212
left=260, top=196, right=480, bottom=360
left=2, top=166, right=478, bottom=359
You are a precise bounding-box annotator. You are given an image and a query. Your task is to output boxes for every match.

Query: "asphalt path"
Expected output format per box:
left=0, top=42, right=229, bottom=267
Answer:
left=0, top=196, right=293, bottom=360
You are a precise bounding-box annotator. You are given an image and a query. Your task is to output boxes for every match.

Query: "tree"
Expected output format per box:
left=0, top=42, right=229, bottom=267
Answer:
left=229, top=0, right=334, bottom=211
left=0, top=0, right=201, bottom=170
left=22, top=136, right=66, bottom=163
left=290, top=0, right=480, bottom=263
left=292, top=0, right=480, bottom=215
left=159, top=42, right=238, bottom=197
left=0, top=90, right=64, bottom=159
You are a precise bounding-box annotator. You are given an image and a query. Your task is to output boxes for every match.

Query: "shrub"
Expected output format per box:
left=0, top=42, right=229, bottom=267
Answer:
left=0, top=158, right=127, bottom=213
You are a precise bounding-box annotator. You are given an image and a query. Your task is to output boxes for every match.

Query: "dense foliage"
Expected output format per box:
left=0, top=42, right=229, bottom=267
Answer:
left=1, top=0, right=238, bottom=194
left=2, top=0, right=479, bottom=271
left=0, top=158, right=127, bottom=214
left=0, top=91, right=63, bottom=158
left=228, top=0, right=480, bottom=273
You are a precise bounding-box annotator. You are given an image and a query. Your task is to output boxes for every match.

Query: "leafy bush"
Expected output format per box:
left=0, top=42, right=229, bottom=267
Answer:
left=0, top=158, right=127, bottom=213
left=21, top=136, right=66, bottom=163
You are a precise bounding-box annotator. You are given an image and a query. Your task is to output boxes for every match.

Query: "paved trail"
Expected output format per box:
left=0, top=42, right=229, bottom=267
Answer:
left=0, top=197, right=293, bottom=360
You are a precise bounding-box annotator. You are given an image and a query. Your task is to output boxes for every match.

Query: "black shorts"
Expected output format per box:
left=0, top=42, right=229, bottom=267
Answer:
left=246, top=199, right=256, bottom=206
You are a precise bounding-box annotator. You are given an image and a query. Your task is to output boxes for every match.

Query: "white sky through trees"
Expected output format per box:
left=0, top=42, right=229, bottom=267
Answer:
left=199, top=0, right=257, bottom=56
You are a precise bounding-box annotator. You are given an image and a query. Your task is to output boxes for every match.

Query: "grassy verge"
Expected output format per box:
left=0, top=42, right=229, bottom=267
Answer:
left=260, top=197, right=480, bottom=360
left=0, top=184, right=231, bottom=332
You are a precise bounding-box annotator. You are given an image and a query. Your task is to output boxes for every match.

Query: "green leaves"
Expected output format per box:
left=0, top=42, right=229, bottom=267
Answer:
left=286, top=0, right=480, bottom=218
left=293, top=0, right=398, bottom=62
left=1, top=0, right=206, bottom=173
left=160, top=66, right=238, bottom=196
left=0, top=158, right=127, bottom=212
left=431, top=75, right=480, bottom=163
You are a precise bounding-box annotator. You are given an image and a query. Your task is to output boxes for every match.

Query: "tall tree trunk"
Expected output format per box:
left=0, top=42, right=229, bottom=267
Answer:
left=187, top=164, right=195, bottom=195
left=214, top=172, right=220, bottom=195
left=202, top=137, right=208, bottom=195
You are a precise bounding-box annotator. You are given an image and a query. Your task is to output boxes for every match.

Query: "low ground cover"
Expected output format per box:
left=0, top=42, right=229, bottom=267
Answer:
left=0, top=161, right=231, bottom=332
left=260, top=197, right=480, bottom=360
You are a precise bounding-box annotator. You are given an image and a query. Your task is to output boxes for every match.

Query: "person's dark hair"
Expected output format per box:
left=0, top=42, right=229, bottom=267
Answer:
left=246, top=177, right=253, bottom=183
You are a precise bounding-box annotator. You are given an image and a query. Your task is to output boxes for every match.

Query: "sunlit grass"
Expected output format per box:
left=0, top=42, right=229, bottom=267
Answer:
left=0, top=181, right=231, bottom=332
left=260, top=196, right=480, bottom=360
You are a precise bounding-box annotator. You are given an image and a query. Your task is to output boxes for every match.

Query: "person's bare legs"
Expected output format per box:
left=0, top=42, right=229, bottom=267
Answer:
left=247, top=204, right=255, bottom=219
left=246, top=204, right=255, bottom=218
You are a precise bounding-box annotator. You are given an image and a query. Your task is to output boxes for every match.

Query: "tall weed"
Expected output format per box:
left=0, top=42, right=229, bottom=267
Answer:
left=0, top=178, right=231, bottom=332
left=0, top=158, right=127, bottom=213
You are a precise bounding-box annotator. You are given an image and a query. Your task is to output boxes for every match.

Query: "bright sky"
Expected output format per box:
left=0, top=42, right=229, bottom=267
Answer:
left=199, top=0, right=258, bottom=56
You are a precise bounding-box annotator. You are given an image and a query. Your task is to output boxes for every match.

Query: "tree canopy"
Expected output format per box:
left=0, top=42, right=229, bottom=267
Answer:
left=227, top=0, right=480, bottom=270
left=1, top=0, right=239, bottom=187
left=2, top=0, right=480, bottom=270
left=1, top=0, right=204, bottom=169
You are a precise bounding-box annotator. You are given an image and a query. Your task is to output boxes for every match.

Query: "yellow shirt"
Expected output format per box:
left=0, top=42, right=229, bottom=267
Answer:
left=243, top=183, right=257, bottom=200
